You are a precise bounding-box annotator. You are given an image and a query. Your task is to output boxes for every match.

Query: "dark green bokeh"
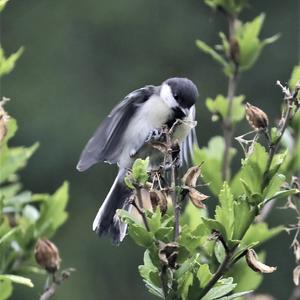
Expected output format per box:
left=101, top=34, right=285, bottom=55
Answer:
left=1, top=0, right=299, bottom=299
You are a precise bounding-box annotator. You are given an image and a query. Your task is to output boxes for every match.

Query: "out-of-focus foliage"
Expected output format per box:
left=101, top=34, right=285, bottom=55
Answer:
left=0, top=3, right=69, bottom=298
left=0, top=114, right=69, bottom=299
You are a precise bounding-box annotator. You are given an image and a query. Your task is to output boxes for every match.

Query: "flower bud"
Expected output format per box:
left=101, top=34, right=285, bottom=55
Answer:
left=34, top=239, right=61, bottom=273
left=245, top=103, right=269, bottom=130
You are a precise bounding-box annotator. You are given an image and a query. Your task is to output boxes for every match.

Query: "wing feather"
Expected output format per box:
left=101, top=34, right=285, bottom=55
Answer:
left=77, top=86, right=155, bottom=171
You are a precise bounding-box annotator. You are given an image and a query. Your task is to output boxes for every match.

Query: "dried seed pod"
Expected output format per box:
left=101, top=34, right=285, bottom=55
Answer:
left=0, top=100, right=10, bottom=142
left=293, top=265, right=300, bottom=286
left=245, top=103, right=269, bottom=130
left=246, top=249, right=276, bottom=273
left=182, top=165, right=201, bottom=188
left=187, top=187, right=209, bottom=209
left=150, top=189, right=168, bottom=215
left=158, top=241, right=179, bottom=269
left=34, top=239, right=61, bottom=273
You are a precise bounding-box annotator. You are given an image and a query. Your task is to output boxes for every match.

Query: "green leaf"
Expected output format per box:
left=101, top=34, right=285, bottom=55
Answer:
left=202, top=278, right=236, bottom=300
left=180, top=201, right=207, bottom=230
left=262, top=173, right=285, bottom=201
left=214, top=240, right=226, bottom=264
left=215, top=182, right=234, bottom=239
left=0, top=275, right=33, bottom=287
left=175, top=254, right=200, bottom=279
left=0, top=47, right=24, bottom=77
left=0, top=228, right=17, bottom=245
left=0, top=278, right=12, bottom=300
left=0, top=0, right=9, bottom=12
left=206, top=95, right=245, bottom=124
left=128, top=224, right=154, bottom=248
left=147, top=209, right=161, bottom=233
left=232, top=199, right=256, bottom=240
left=196, top=40, right=229, bottom=75
left=218, top=290, right=253, bottom=299
left=132, top=157, right=149, bottom=185
left=0, top=143, right=39, bottom=184
left=235, top=14, right=279, bottom=71
left=36, top=182, right=69, bottom=238
left=231, top=143, right=268, bottom=198
left=194, top=136, right=235, bottom=196
left=202, top=217, right=228, bottom=241
left=139, top=250, right=163, bottom=299
left=197, top=264, right=213, bottom=288
left=242, top=223, right=283, bottom=245
left=178, top=271, right=194, bottom=300
left=289, top=65, right=300, bottom=90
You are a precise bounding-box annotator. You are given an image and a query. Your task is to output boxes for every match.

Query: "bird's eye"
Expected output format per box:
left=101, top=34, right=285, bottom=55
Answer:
left=174, top=94, right=179, bottom=100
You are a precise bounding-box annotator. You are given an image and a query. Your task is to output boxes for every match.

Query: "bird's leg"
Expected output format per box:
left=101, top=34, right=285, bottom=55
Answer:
left=145, top=128, right=165, bottom=143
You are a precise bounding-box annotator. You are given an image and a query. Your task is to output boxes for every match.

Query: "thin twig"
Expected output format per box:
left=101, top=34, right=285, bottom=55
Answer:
left=40, top=269, right=73, bottom=300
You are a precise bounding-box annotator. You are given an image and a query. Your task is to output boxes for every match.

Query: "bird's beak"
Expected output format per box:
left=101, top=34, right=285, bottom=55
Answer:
left=180, top=107, right=190, bottom=117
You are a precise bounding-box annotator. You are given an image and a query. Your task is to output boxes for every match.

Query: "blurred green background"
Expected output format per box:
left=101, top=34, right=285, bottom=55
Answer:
left=1, top=0, right=299, bottom=299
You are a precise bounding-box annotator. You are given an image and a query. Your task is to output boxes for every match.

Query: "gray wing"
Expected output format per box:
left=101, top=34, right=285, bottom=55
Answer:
left=181, top=105, right=198, bottom=166
left=77, top=85, right=156, bottom=172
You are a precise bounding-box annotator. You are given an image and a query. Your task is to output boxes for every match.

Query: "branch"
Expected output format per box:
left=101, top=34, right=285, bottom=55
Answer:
left=131, top=190, right=150, bottom=231
left=222, top=15, right=240, bottom=181
left=39, top=269, right=74, bottom=300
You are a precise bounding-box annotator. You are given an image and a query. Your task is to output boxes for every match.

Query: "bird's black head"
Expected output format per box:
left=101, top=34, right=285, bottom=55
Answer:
left=163, top=77, right=199, bottom=109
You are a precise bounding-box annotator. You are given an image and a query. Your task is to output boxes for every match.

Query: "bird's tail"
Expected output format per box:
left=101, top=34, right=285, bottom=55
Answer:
left=92, top=169, right=132, bottom=244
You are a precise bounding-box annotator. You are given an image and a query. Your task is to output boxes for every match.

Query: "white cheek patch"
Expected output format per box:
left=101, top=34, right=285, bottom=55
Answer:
left=160, top=83, right=178, bottom=108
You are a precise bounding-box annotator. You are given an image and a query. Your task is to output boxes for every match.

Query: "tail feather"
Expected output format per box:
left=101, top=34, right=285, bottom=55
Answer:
left=93, top=169, right=132, bottom=244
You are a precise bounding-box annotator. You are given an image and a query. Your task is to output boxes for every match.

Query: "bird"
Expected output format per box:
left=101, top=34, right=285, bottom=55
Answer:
left=76, top=77, right=199, bottom=244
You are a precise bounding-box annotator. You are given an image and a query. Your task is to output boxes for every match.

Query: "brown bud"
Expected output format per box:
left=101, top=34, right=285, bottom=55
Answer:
left=245, top=249, right=276, bottom=273
left=182, top=165, right=201, bottom=188
left=34, top=239, right=61, bottom=273
left=245, top=103, right=269, bottom=130
left=187, top=187, right=209, bottom=209
left=150, top=189, right=168, bottom=215
left=229, top=38, right=240, bottom=64
left=158, top=241, right=179, bottom=269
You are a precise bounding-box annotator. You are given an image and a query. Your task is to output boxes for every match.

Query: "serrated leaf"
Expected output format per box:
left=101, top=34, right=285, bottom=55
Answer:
left=231, top=143, right=268, bottom=198
left=242, top=223, right=283, bottom=246
left=215, top=182, right=234, bottom=239
left=36, top=182, right=69, bottom=238
left=202, top=281, right=236, bottom=300
left=202, top=217, right=228, bottom=241
left=0, top=143, right=39, bottom=183
left=132, top=157, right=149, bottom=185
left=197, top=264, right=213, bottom=288
left=194, top=137, right=235, bottom=196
